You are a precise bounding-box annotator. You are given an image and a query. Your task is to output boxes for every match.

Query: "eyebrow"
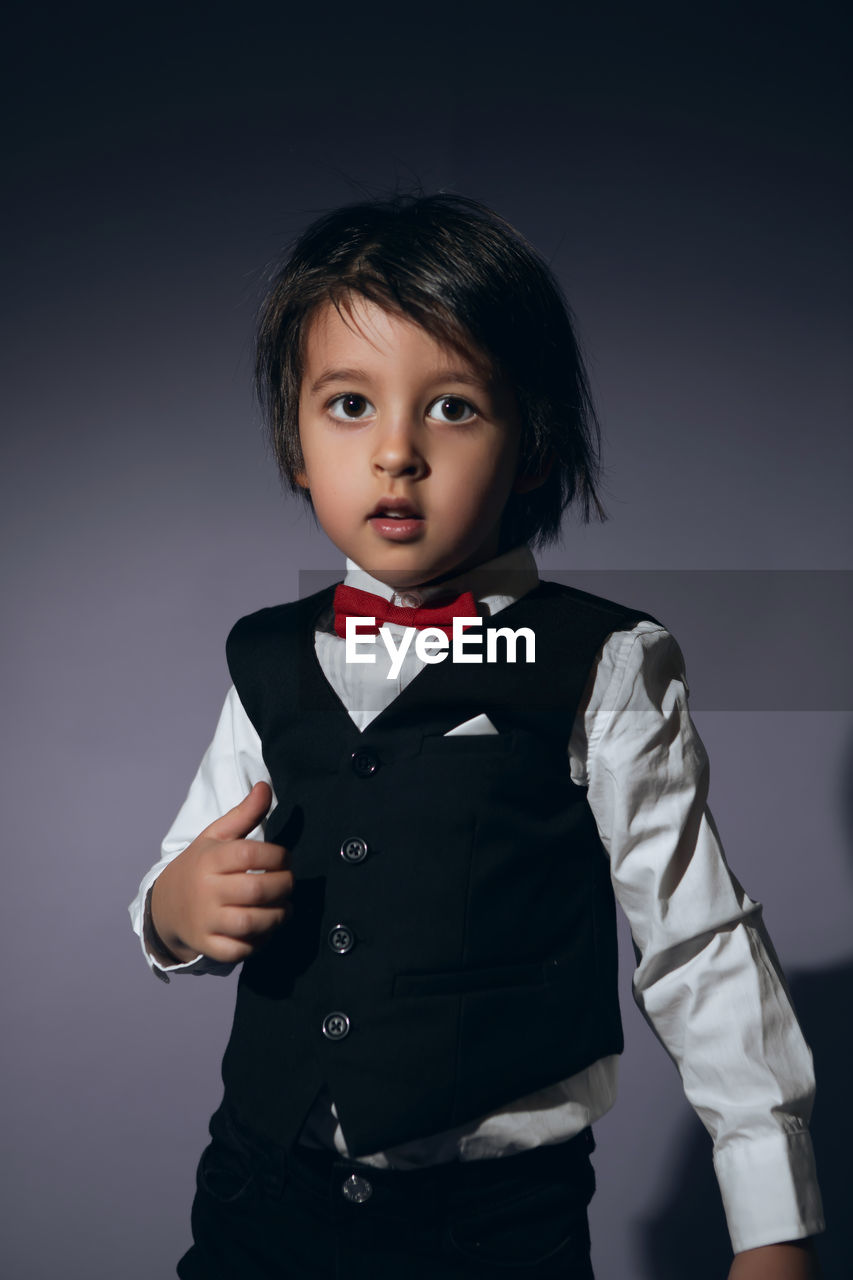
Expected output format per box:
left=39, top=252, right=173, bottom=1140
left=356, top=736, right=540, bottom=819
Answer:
left=308, top=368, right=493, bottom=395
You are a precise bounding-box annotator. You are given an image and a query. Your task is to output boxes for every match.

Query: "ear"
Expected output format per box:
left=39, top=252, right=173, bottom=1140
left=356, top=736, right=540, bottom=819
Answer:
left=513, top=452, right=555, bottom=495
left=294, top=470, right=310, bottom=490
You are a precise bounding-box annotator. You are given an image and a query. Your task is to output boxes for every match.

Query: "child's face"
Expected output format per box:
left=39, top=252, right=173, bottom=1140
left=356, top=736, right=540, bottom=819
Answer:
left=296, top=298, right=535, bottom=590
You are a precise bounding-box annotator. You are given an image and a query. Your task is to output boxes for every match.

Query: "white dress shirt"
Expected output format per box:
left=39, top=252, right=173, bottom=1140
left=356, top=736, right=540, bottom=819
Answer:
left=129, top=544, right=824, bottom=1253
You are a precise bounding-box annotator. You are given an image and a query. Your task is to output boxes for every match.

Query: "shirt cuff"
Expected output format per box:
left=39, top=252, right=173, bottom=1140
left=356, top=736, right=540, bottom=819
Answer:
left=131, top=883, right=236, bottom=983
left=713, top=1128, right=825, bottom=1253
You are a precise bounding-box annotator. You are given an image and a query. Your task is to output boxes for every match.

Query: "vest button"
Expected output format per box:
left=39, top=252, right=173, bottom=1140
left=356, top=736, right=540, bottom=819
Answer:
left=328, top=924, right=355, bottom=954
left=340, top=836, right=368, bottom=864
left=341, top=1172, right=373, bottom=1203
left=322, top=1011, right=350, bottom=1041
left=351, top=750, right=379, bottom=777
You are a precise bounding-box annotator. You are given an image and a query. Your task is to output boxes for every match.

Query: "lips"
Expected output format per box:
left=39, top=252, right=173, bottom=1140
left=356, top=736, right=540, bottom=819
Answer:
left=368, top=497, right=424, bottom=541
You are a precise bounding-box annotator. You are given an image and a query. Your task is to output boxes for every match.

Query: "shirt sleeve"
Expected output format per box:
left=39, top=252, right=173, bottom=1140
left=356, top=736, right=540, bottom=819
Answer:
left=574, top=622, right=825, bottom=1253
left=127, top=685, right=273, bottom=983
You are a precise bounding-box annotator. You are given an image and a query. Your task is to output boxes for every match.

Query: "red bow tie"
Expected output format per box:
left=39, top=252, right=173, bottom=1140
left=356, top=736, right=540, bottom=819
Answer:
left=333, top=584, right=479, bottom=638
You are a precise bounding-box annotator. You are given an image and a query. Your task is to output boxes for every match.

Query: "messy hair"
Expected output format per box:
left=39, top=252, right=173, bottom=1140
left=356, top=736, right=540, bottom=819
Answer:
left=255, top=192, right=605, bottom=547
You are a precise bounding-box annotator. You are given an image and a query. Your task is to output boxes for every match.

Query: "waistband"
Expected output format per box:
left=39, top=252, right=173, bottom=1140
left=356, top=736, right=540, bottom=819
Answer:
left=214, top=1097, right=596, bottom=1214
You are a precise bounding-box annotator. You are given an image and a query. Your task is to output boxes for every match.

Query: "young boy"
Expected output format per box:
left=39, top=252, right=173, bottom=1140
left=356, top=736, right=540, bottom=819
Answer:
left=130, top=194, right=824, bottom=1278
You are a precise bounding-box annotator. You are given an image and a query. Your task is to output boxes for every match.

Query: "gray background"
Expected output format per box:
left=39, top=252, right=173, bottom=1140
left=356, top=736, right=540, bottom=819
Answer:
left=2, top=3, right=850, bottom=1276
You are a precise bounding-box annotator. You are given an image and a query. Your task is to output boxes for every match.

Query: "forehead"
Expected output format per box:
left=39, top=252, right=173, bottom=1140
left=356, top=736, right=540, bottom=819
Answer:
left=301, top=296, right=495, bottom=384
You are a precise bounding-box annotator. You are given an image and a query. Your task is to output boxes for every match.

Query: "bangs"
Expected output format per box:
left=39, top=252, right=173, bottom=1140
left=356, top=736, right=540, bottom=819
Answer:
left=315, top=287, right=496, bottom=382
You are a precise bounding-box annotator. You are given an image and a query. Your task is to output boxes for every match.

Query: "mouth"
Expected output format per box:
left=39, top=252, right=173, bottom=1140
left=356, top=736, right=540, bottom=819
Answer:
left=368, top=497, right=421, bottom=518
left=367, top=498, right=424, bottom=541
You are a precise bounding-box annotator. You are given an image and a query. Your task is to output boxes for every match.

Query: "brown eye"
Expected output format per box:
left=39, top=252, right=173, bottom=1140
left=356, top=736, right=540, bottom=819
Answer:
left=428, top=396, right=476, bottom=424
left=329, top=393, right=373, bottom=421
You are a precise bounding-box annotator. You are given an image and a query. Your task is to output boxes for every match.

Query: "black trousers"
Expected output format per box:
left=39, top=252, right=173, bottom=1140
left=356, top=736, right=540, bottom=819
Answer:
left=177, top=1100, right=597, bottom=1279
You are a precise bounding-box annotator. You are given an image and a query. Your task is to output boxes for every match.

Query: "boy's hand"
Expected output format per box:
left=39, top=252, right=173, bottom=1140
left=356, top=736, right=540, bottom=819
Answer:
left=150, top=782, right=293, bottom=965
left=728, top=1239, right=820, bottom=1279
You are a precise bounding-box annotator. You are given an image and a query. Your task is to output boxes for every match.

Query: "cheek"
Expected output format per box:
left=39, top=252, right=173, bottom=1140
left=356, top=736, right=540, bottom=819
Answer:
left=303, top=465, right=362, bottom=529
left=298, top=439, right=334, bottom=494
left=475, top=448, right=522, bottom=513
left=444, top=472, right=512, bottom=538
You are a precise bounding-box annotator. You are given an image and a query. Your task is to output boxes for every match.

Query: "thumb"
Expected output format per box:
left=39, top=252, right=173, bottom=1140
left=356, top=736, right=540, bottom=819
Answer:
left=204, top=781, right=273, bottom=841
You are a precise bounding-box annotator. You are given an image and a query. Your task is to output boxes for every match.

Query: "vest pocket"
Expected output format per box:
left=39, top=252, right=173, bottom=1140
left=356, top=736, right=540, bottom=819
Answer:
left=393, top=960, right=546, bottom=998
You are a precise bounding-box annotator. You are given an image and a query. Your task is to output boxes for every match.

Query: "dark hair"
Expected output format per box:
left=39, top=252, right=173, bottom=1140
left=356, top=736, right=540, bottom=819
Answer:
left=255, top=192, right=605, bottom=548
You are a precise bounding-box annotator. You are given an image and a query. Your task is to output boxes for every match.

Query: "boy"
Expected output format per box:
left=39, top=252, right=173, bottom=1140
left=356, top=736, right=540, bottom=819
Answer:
left=131, top=194, right=824, bottom=1277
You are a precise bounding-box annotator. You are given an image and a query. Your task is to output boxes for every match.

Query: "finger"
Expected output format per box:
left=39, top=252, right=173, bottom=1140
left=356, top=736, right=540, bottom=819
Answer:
left=212, top=904, right=289, bottom=942
left=202, top=782, right=273, bottom=842
left=215, top=840, right=290, bottom=873
left=222, top=870, right=294, bottom=909
left=202, top=935, right=255, bottom=965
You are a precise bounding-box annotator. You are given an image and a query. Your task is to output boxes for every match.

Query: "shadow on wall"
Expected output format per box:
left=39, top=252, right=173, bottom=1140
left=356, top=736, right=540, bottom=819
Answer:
left=638, top=731, right=853, bottom=1280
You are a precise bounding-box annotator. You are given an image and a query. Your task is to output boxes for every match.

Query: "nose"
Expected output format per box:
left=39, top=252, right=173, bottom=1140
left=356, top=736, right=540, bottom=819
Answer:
left=370, top=415, right=427, bottom=480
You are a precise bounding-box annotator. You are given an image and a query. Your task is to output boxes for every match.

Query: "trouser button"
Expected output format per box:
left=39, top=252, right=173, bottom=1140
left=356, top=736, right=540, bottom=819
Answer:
left=341, top=1173, right=373, bottom=1203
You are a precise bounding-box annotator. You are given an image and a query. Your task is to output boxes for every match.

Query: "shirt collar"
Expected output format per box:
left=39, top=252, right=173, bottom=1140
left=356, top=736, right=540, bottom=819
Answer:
left=342, top=543, right=540, bottom=619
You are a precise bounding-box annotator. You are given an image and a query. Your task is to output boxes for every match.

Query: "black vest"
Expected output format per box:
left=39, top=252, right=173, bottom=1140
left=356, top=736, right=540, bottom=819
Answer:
left=221, top=580, right=656, bottom=1156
